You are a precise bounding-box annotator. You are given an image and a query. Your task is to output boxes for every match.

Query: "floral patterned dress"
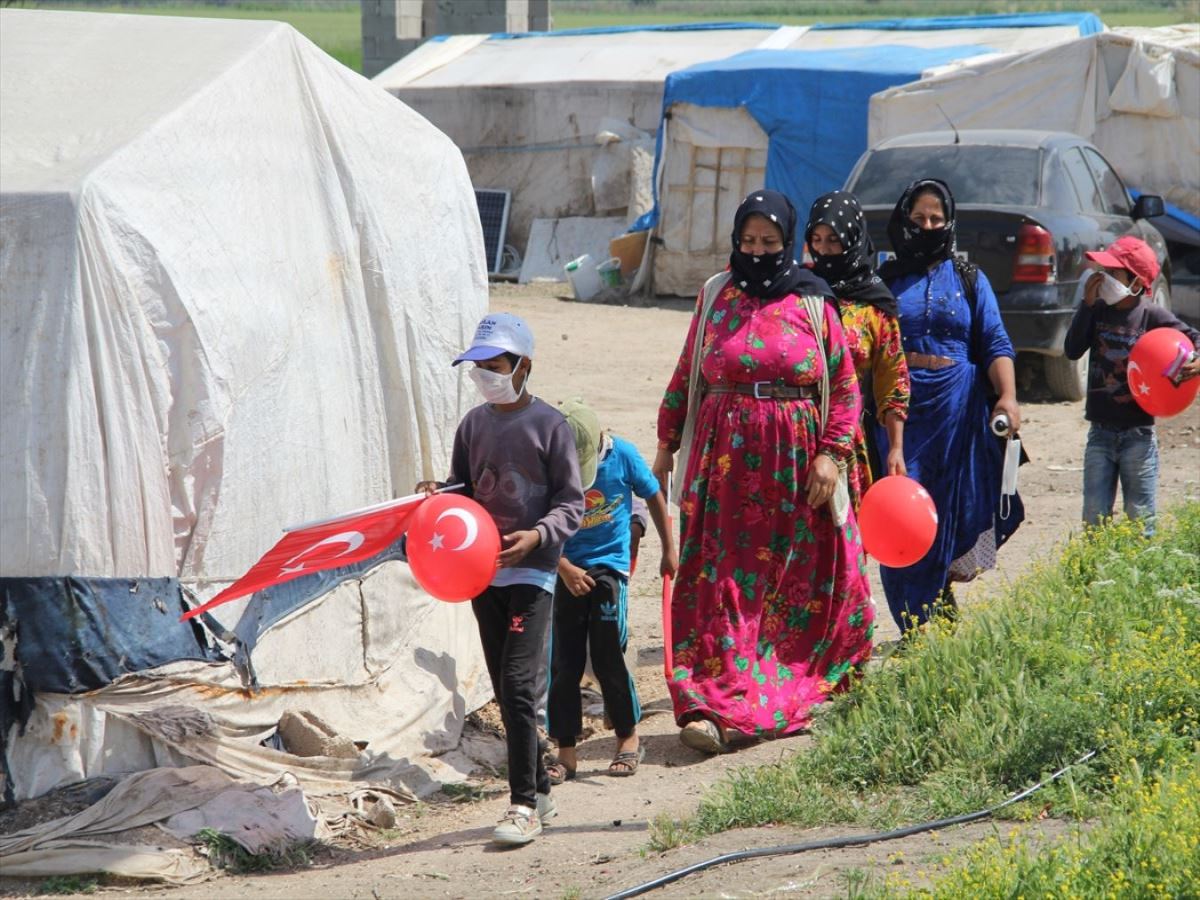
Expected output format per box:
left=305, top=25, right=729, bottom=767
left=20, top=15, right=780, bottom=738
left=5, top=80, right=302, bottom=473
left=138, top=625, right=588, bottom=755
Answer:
left=657, top=281, right=874, bottom=738
left=837, top=301, right=910, bottom=510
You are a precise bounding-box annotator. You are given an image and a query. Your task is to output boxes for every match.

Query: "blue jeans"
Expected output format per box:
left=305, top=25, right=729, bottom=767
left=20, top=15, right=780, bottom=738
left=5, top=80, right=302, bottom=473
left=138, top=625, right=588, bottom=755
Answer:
left=1082, top=423, right=1158, bottom=533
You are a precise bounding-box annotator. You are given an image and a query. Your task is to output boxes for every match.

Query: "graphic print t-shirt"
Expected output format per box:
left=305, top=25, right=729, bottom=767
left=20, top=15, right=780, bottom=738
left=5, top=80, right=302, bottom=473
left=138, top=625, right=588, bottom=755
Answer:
left=1065, top=297, right=1200, bottom=428
left=562, top=435, right=660, bottom=576
left=447, top=398, right=584, bottom=590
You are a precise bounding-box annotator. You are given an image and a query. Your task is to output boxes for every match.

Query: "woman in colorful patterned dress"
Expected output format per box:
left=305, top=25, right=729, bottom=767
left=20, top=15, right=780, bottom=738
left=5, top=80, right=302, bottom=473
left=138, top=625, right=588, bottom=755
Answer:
left=652, top=190, right=875, bottom=755
left=805, top=191, right=910, bottom=510
left=875, top=178, right=1024, bottom=631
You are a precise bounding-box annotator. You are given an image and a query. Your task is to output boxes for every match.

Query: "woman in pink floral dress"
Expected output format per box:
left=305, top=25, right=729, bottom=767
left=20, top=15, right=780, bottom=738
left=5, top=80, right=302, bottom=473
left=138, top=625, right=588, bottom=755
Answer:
left=652, top=190, right=874, bottom=754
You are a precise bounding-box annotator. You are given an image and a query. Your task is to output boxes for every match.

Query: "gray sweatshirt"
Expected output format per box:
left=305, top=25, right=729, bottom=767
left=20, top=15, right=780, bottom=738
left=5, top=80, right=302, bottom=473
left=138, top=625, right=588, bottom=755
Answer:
left=447, top=397, right=584, bottom=580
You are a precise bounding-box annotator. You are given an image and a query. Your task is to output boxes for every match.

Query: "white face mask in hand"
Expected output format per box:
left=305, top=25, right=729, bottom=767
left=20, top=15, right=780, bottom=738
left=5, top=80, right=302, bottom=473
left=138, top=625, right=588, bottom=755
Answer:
left=469, top=365, right=525, bottom=404
left=1097, top=272, right=1134, bottom=306
left=999, top=435, right=1021, bottom=521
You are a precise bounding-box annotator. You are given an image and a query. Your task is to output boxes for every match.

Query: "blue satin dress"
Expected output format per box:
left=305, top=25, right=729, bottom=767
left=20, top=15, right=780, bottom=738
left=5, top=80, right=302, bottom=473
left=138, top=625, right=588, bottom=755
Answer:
left=875, top=259, right=1024, bottom=628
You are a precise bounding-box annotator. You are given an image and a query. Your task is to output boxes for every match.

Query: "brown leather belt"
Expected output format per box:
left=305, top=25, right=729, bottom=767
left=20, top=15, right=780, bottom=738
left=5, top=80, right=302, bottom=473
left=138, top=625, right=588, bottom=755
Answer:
left=906, top=352, right=957, bottom=370
left=708, top=381, right=816, bottom=400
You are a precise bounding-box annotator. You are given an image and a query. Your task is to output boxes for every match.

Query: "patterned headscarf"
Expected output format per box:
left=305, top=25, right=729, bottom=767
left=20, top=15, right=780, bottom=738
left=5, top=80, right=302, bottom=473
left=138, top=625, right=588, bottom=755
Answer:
left=879, top=178, right=958, bottom=281
left=804, top=191, right=897, bottom=317
left=729, top=190, right=832, bottom=300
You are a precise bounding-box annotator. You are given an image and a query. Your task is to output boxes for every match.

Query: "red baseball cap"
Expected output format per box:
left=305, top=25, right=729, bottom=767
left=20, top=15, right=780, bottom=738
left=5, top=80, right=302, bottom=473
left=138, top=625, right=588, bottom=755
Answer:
left=1085, top=235, right=1160, bottom=287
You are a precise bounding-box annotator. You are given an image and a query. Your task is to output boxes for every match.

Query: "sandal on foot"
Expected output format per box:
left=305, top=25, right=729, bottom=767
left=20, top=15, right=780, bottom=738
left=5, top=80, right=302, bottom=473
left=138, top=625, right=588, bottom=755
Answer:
left=607, top=744, right=645, bottom=777
left=679, top=719, right=728, bottom=755
left=546, top=761, right=576, bottom=785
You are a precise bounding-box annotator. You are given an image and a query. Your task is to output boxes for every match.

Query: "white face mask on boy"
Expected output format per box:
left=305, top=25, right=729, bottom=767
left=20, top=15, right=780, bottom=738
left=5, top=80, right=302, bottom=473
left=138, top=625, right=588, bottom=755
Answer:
left=469, top=363, right=526, bottom=404
left=1097, top=272, right=1135, bottom=306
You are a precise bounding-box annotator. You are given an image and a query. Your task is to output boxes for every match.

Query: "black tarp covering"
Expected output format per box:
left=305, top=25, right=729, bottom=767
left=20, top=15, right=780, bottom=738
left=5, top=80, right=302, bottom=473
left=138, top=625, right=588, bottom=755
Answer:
left=0, top=540, right=410, bottom=803
left=1, top=539, right=408, bottom=697
left=0, top=577, right=219, bottom=695
left=0, top=576, right=223, bottom=805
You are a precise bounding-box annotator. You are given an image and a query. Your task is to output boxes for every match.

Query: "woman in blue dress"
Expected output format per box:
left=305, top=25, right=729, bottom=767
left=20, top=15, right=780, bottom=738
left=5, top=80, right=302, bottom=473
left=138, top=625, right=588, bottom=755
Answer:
left=875, top=179, right=1024, bottom=630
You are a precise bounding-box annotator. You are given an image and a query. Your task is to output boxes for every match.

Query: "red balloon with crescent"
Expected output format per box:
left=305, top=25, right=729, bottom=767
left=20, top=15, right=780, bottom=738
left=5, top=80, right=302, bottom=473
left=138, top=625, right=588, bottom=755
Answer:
left=406, top=494, right=501, bottom=602
left=1127, top=327, right=1200, bottom=418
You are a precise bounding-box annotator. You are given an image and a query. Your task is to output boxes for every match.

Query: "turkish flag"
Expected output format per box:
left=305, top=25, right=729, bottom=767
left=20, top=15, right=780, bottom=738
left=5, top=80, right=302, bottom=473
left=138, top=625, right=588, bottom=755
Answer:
left=180, top=493, right=426, bottom=621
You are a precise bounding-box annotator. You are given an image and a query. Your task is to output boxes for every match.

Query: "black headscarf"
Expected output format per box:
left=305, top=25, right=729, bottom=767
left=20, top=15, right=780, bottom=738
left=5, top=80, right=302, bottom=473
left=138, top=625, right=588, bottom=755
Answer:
left=878, top=178, right=957, bottom=282
left=804, top=190, right=897, bottom=317
left=730, top=190, right=832, bottom=300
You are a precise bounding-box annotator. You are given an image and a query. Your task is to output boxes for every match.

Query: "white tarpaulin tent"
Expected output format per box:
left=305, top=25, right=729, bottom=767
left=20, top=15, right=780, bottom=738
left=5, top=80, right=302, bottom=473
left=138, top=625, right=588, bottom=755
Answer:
left=374, top=25, right=779, bottom=253
left=869, top=26, right=1200, bottom=215
left=374, top=17, right=1102, bottom=266
left=0, top=9, right=490, bottom=803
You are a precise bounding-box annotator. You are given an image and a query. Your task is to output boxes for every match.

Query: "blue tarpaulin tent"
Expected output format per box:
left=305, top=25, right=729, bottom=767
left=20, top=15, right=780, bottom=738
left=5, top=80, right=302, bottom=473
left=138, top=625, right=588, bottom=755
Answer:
left=631, top=12, right=1103, bottom=293
left=641, top=44, right=998, bottom=230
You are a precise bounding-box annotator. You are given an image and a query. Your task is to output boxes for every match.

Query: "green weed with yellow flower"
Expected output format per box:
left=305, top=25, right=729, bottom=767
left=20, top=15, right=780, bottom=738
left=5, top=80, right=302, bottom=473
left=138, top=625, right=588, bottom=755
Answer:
left=650, top=503, right=1200, bottom=893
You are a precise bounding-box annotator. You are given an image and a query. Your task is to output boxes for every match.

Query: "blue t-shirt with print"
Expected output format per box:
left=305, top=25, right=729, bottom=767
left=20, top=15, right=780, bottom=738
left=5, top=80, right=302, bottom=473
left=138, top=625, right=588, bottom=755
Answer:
left=562, top=435, right=659, bottom=576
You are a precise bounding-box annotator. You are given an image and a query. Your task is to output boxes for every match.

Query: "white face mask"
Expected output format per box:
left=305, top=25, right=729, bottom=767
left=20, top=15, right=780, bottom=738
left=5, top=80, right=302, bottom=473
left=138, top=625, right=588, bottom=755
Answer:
left=469, top=364, right=525, bottom=404
left=1097, top=272, right=1134, bottom=306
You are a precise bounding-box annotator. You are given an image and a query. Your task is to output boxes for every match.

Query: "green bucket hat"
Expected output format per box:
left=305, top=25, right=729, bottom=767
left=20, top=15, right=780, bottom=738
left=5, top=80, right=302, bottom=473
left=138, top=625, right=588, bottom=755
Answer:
left=560, top=398, right=600, bottom=490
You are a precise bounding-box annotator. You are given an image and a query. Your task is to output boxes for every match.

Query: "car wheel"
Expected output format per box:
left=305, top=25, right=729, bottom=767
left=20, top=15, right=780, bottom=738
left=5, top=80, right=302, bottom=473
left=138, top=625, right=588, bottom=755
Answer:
left=1044, top=352, right=1087, bottom=402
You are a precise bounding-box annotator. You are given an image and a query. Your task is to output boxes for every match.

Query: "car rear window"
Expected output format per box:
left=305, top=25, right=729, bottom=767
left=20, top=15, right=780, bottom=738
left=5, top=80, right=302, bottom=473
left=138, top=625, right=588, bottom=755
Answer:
left=850, top=146, right=1041, bottom=207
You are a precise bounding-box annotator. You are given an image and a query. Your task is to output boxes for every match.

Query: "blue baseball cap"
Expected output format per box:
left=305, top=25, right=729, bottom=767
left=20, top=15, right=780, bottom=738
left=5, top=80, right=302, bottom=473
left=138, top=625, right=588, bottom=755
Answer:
left=453, top=312, right=535, bottom=365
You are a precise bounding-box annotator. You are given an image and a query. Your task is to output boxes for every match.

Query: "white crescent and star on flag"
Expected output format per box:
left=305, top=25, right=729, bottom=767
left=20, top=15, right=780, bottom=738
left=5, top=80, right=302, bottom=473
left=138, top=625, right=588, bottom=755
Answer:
left=279, top=530, right=365, bottom=575
left=428, top=508, right=479, bottom=552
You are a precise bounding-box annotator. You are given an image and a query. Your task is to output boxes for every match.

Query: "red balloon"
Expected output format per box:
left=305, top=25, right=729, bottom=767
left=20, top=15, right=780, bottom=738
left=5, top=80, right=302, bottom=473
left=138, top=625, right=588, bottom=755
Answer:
left=859, top=475, right=938, bottom=568
left=1128, top=327, right=1200, bottom=418
left=406, top=494, right=500, bottom=602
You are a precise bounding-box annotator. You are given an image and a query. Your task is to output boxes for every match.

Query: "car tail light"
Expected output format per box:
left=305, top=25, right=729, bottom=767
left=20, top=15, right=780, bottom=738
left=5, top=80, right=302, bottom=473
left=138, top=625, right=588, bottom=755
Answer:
left=1012, top=223, right=1056, bottom=283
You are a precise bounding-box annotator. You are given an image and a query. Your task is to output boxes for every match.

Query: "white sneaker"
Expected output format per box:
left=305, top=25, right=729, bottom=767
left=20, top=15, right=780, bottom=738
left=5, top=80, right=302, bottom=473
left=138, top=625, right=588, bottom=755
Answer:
left=536, top=791, right=557, bottom=825
left=492, top=805, right=542, bottom=846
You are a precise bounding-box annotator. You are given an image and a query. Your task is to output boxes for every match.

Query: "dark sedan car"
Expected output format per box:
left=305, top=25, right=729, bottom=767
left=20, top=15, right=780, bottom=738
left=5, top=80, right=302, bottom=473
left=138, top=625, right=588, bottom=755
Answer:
left=843, top=130, right=1168, bottom=400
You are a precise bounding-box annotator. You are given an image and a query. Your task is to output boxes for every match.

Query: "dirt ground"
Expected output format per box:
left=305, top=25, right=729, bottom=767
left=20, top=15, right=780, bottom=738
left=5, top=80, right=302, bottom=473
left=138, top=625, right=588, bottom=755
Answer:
left=4, top=282, right=1197, bottom=899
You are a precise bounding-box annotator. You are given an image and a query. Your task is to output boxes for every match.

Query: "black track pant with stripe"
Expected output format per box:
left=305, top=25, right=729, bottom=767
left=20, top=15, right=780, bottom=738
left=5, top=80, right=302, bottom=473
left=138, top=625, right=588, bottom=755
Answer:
left=547, top=567, right=640, bottom=748
left=472, top=583, right=553, bottom=808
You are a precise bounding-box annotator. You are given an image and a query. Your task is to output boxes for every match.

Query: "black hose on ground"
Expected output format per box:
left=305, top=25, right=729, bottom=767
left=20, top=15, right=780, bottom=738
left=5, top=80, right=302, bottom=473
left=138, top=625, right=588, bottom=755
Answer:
left=604, top=748, right=1099, bottom=900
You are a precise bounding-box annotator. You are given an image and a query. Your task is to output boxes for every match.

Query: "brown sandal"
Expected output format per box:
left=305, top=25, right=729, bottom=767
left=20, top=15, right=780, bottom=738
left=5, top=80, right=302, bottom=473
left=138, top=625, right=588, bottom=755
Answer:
left=546, top=761, right=576, bottom=785
left=607, top=744, right=645, bottom=776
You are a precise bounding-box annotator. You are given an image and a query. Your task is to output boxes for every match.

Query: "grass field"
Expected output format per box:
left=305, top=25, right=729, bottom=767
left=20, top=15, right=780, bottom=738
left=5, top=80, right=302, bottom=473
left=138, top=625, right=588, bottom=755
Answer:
left=26, top=3, right=364, bottom=70
left=22, top=1, right=1197, bottom=74
left=650, top=506, right=1200, bottom=896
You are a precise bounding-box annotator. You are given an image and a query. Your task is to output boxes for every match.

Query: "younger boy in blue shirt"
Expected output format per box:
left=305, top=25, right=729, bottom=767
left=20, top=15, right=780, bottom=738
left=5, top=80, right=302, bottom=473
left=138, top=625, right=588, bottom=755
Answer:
left=547, top=400, right=677, bottom=781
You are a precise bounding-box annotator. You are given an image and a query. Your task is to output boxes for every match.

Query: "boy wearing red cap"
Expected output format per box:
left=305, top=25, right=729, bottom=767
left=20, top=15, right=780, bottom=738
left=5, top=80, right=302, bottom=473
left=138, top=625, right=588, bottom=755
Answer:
left=1064, top=235, right=1200, bottom=531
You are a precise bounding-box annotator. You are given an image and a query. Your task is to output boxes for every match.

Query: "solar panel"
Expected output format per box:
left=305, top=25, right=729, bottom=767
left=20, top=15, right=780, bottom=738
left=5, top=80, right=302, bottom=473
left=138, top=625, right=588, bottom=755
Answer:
left=474, top=189, right=511, bottom=274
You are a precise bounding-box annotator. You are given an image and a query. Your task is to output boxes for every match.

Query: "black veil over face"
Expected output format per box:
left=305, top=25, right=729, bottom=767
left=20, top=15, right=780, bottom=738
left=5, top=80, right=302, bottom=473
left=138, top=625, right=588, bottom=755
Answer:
left=804, top=190, right=896, bottom=315
left=878, top=178, right=957, bottom=281
left=729, top=189, right=831, bottom=300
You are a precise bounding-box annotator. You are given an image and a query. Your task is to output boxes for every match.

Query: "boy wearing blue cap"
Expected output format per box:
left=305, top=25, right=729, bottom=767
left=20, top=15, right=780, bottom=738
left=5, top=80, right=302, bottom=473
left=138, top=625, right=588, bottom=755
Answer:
left=418, top=312, right=584, bottom=846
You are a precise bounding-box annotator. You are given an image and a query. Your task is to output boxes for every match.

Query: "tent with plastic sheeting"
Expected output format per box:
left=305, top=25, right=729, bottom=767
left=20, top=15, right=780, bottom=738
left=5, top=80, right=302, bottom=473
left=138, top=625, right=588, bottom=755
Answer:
left=868, top=24, right=1200, bottom=326
left=373, top=15, right=1102, bottom=274
left=0, top=9, right=491, bottom=805
left=374, top=23, right=781, bottom=259
left=869, top=26, right=1200, bottom=224
left=612, top=13, right=1101, bottom=296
